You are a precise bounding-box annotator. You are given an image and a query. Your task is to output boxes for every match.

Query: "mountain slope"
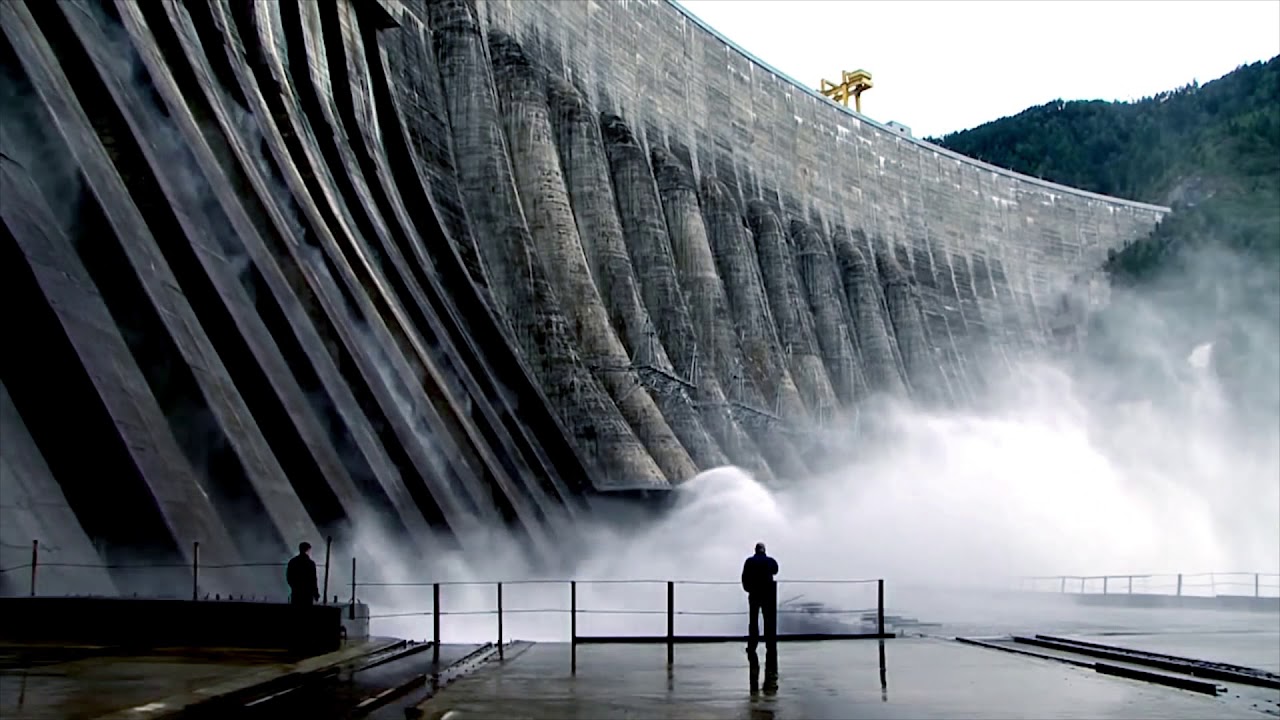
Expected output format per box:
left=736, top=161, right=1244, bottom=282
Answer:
left=931, top=57, right=1280, bottom=412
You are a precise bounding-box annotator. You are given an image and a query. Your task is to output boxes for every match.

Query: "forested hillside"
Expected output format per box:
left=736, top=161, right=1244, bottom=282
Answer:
left=931, top=57, right=1279, bottom=412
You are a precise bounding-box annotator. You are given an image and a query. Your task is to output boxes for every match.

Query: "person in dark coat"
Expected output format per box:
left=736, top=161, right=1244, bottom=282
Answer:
left=286, top=542, right=319, bottom=606
left=741, top=541, right=779, bottom=651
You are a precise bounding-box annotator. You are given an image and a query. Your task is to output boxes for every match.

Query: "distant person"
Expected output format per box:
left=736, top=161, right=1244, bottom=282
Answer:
left=287, top=542, right=319, bottom=606
left=741, top=541, right=778, bottom=651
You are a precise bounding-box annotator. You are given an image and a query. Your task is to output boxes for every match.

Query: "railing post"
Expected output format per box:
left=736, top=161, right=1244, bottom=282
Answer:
left=29, top=540, right=38, bottom=597
left=877, top=579, right=885, bottom=636
left=350, top=556, right=357, bottom=604
left=192, top=541, right=200, bottom=601
left=433, top=583, right=441, bottom=666
left=570, top=581, right=577, bottom=675
left=666, top=581, right=674, bottom=665
left=1255, top=573, right=1260, bottom=598
left=1176, top=573, right=1183, bottom=597
left=1059, top=576, right=1066, bottom=593
left=1127, top=576, right=1132, bottom=595
left=497, top=582, right=504, bottom=659
left=322, top=536, right=331, bottom=605
left=1103, top=576, right=1109, bottom=595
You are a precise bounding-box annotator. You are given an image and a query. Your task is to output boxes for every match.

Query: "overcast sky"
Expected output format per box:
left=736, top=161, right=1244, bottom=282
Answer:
left=674, top=0, right=1280, bottom=138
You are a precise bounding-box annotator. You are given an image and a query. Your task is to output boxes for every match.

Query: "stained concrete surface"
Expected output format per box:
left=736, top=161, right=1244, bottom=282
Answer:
left=411, top=639, right=1272, bottom=719
left=0, top=638, right=396, bottom=720
left=0, top=646, right=283, bottom=720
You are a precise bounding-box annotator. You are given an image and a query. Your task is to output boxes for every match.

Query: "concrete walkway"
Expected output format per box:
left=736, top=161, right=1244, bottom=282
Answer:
left=0, top=638, right=398, bottom=720
left=410, top=638, right=1276, bottom=719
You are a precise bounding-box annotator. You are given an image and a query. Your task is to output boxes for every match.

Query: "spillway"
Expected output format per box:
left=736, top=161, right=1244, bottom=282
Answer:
left=0, top=0, right=1167, bottom=594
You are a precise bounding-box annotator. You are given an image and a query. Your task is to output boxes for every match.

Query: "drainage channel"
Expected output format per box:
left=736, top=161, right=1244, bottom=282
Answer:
left=956, top=635, right=1223, bottom=695
left=956, top=632, right=1280, bottom=714
left=399, top=642, right=526, bottom=720
left=1030, top=634, right=1280, bottom=690
left=225, top=640, right=496, bottom=720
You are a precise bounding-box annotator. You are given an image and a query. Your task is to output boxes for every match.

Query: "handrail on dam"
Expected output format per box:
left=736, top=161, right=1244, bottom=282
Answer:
left=1016, top=572, right=1280, bottom=599
left=665, top=0, right=1170, bottom=212
left=0, top=538, right=888, bottom=670
left=352, top=576, right=889, bottom=669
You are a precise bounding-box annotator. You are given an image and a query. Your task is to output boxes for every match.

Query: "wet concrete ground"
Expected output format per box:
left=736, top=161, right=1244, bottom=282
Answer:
left=1061, top=630, right=1280, bottom=673
left=0, top=639, right=396, bottom=719
left=3, top=596, right=1276, bottom=719
left=0, top=644, right=283, bottom=719
left=410, top=638, right=1275, bottom=719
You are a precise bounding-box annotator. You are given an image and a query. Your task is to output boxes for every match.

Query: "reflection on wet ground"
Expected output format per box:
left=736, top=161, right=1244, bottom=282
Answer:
left=411, top=638, right=1275, bottom=719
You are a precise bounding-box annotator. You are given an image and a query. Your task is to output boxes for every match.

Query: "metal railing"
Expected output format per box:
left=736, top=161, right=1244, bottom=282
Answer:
left=1016, top=572, right=1280, bottom=598
left=0, top=537, right=337, bottom=603
left=0, top=537, right=890, bottom=672
left=351, top=576, right=889, bottom=670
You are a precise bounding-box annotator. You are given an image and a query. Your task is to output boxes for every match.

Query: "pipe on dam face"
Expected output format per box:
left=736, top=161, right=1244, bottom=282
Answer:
left=878, top=249, right=951, bottom=407
left=790, top=219, right=867, bottom=410
left=366, top=0, right=594, bottom=512
left=546, top=77, right=729, bottom=473
left=0, top=381, right=118, bottom=597
left=304, top=0, right=572, bottom=549
left=69, top=0, right=389, bottom=555
left=427, top=0, right=667, bottom=490
left=648, top=146, right=806, bottom=480
left=237, top=0, right=499, bottom=539
left=945, top=249, right=995, bottom=398
left=121, top=0, right=434, bottom=551
left=830, top=229, right=910, bottom=399
left=0, top=146, right=239, bottom=593
left=155, top=0, right=478, bottom=549
left=2, top=0, right=318, bottom=569
left=746, top=201, right=839, bottom=422
left=600, top=118, right=775, bottom=483
left=700, top=177, right=808, bottom=424
left=489, top=32, right=697, bottom=484
left=905, top=242, right=969, bottom=407
left=385, top=0, right=506, bottom=334
left=819, top=222, right=875, bottom=403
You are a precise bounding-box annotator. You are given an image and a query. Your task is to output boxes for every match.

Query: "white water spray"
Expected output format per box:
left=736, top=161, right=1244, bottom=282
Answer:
left=350, top=233, right=1280, bottom=643
left=354, top=345, right=1277, bottom=643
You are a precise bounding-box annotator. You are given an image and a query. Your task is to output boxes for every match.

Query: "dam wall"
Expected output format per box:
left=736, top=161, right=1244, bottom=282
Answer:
left=0, top=0, right=1164, bottom=595
left=479, top=0, right=1167, bottom=383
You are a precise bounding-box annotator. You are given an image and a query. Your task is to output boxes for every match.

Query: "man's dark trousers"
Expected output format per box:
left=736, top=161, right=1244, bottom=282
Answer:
left=747, top=585, right=777, bottom=651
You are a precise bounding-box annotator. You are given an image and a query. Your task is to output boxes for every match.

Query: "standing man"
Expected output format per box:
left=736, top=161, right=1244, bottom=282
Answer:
left=287, top=541, right=320, bottom=606
left=741, top=541, right=778, bottom=652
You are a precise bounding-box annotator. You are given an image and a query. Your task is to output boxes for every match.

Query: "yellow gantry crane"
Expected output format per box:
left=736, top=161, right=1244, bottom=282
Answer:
left=819, top=69, right=873, bottom=113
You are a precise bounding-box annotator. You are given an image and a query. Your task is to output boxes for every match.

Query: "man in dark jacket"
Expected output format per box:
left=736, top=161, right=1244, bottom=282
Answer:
left=741, top=542, right=778, bottom=651
left=286, top=542, right=319, bottom=606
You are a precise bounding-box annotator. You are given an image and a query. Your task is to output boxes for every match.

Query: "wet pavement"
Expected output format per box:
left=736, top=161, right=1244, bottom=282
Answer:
left=0, top=645, right=278, bottom=719
left=3, top=593, right=1276, bottom=719
left=410, top=638, right=1276, bottom=719
left=0, top=639, right=396, bottom=719
left=235, top=643, right=482, bottom=719
left=1061, top=631, right=1280, bottom=673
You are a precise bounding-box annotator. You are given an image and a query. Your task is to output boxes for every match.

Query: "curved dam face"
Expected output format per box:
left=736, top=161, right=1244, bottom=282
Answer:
left=0, top=0, right=1165, bottom=593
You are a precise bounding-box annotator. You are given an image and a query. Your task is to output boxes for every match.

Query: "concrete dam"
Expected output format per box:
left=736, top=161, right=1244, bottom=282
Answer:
left=0, top=0, right=1167, bottom=596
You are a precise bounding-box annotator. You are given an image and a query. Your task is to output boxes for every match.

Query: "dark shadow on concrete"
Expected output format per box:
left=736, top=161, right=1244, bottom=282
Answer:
left=0, top=597, right=342, bottom=654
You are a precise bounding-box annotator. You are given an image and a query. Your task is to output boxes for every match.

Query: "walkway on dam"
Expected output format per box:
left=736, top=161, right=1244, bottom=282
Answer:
left=2, top=627, right=1277, bottom=719
left=409, top=638, right=1275, bottom=719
